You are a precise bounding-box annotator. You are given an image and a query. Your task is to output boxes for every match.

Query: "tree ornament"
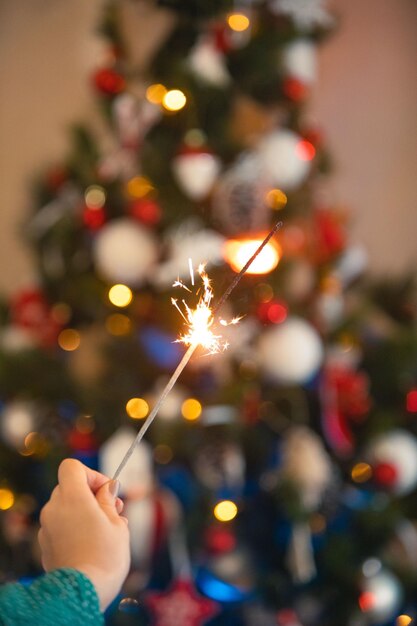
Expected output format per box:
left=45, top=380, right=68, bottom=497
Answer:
left=129, top=197, right=162, bottom=226
left=187, top=35, right=230, bottom=87
left=256, top=299, right=288, bottom=325
left=82, top=206, right=106, bottom=231
left=145, top=578, right=219, bottom=626
left=366, top=430, right=417, bottom=495
left=212, top=153, right=270, bottom=235
left=257, top=130, right=312, bottom=191
left=310, top=208, right=347, bottom=264
left=113, top=93, right=161, bottom=150
left=93, top=218, right=158, bottom=286
left=10, top=290, right=61, bottom=348
left=282, top=39, right=317, bottom=85
left=1, top=401, right=37, bottom=449
left=172, top=144, right=221, bottom=201
left=359, top=564, right=402, bottom=624
left=92, top=67, right=125, bottom=96
left=257, top=316, right=323, bottom=384
left=270, top=0, right=335, bottom=32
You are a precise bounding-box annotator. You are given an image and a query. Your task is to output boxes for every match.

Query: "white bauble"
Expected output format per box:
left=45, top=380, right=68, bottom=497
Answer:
left=257, top=130, right=311, bottom=191
left=0, top=326, right=36, bottom=352
left=1, top=401, right=36, bottom=448
left=99, top=427, right=154, bottom=495
left=282, top=39, right=317, bottom=84
left=172, top=149, right=221, bottom=201
left=258, top=316, right=323, bottom=384
left=361, top=568, right=402, bottom=623
left=188, top=36, right=230, bottom=87
left=93, top=218, right=158, bottom=286
left=367, top=429, right=417, bottom=496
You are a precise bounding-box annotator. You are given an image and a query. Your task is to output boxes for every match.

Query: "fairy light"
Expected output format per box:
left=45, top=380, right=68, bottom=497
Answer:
left=296, top=140, right=316, bottom=161
left=266, top=188, right=288, bottom=210
left=108, top=284, right=133, bottom=308
left=224, top=238, right=281, bottom=275
left=58, top=329, right=81, bottom=351
left=106, top=313, right=132, bottom=336
left=213, top=500, right=238, bottom=522
left=227, top=13, right=250, bottom=32
left=396, top=616, right=413, bottom=626
left=85, top=185, right=106, bottom=209
left=162, top=89, right=187, bottom=112
left=112, top=222, right=283, bottom=481
left=181, top=398, right=202, bottom=421
left=127, top=175, right=154, bottom=199
left=0, top=488, right=14, bottom=511
left=126, top=398, right=149, bottom=419
left=146, top=83, right=167, bottom=104
left=351, top=462, right=372, bottom=483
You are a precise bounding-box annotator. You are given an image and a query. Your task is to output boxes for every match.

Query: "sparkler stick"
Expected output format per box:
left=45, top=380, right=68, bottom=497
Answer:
left=112, top=220, right=283, bottom=481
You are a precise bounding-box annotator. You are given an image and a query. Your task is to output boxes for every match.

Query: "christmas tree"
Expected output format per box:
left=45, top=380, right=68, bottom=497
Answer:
left=1, top=1, right=417, bottom=625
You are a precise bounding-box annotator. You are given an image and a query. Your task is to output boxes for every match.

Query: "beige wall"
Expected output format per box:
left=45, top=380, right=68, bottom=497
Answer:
left=0, top=0, right=416, bottom=296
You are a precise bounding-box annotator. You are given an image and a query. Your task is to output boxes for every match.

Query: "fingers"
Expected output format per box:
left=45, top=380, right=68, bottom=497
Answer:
left=115, top=497, right=124, bottom=515
left=95, top=480, right=123, bottom=523
left=58, top=458, right=110, bottom=496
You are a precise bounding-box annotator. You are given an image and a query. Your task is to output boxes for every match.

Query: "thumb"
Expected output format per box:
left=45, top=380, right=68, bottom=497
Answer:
left=95, top=480, right=121, bottom=521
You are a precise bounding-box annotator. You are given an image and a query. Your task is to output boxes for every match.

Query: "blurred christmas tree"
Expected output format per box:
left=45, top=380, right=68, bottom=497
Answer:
left=1, top=1, right=417, bottom=625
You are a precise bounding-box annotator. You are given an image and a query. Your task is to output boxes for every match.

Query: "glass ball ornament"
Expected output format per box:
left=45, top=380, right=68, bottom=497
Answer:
left=257, top=129, right=312, bottom=191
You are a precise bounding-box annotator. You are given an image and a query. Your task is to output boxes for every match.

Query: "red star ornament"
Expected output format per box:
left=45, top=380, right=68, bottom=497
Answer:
left=146, top=578, right=220, bottom=626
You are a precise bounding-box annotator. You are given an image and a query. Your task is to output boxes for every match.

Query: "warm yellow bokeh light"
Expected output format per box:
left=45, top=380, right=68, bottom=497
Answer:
left=266, top=188, right=288, bottom=210
left=181, top=398, right=202, bottom=421
left=154, top=444, right=174, bottom=465
left=351, top=462, right=373, bottom=483
left=58, top=329, right=81, bottom=351
left=214, top=500, right=238, bottom=522
left=162, top=89, right=187, bottom=112
left=0, top=488, right=15, bottom=511
left=85, top=185, right=106, bottom=209
left=227, top=13, right=250, bottom=32
left=396, top=616, right=413, bottom=626
left=146, top=83, right=167, bottom=104
left=127, top=176, right=154, bottom=199
left=106, top=313, right=132, bottom=336
left=224, top=239, right=281, bottom=275
left=108, top=284, right=133, bottom=308
left=126, top=397, right=149, bottom=419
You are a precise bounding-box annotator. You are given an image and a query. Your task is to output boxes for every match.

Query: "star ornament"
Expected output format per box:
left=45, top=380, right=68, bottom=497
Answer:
left=146, top=578, right=220, bottom=626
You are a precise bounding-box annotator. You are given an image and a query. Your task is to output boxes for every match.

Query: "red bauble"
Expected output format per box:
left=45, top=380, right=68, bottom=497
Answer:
left=282, top=77, right=309, bottom=102
left=205, top=525, right=236, bottom=554
left=93, top=67, right=125, bottom=96
left=326, top=367, right=371, bottom=419
left=312, top=208, right=347, bottom=264
left=406, top=389, right=417, bottom=413
left=82, top=206, right=106, bottom=230
left=373, top=462, right=398, bottom=488
left=67, top=428, right=97, bottom=453
left=146, top=578, right=219, bottom=626
left=129, top=197, right=162, bottom=226
left=45, top=166, right=68, bottom=192
left=10, top=290, right=61, bottom=348
left=257, top=299, right=288, bottom=325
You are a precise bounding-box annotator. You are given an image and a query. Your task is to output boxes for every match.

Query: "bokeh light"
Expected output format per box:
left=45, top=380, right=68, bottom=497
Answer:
left=106, top=313, right=132, bottom=336
left=162, top=89, right=187, bottom=112
left=359, top=591, right=375, bottom=612
left=85, top=185, right=106, bottom=209
left=0, top=488, right=14, bottom=511
left=266, top=188, right=288, bottom=210
left=213, top=500, right=238, bottom=522
left=224, top=238, right=281, bottom=275
left=296, top=140, right=316, bottom=161
left=126, top=397, right=149, bottom=419
left=351, top=462, right=372, bottom=483
left=406, top=389, right=417, bottom=412
left=58, top=329, right=81, bottom=351
left=127, top=176, right=154, bottom=199
left=108, top=284, right=133, bottom=308
left=154, top=444, right=173, bottom=465
left=146, top=83, right=167, bottom=104
left=396, top=616, right=413, bottom=626
left=181, top=398, right=202, bottom=421
left=227, top=13, right=250, bottom=31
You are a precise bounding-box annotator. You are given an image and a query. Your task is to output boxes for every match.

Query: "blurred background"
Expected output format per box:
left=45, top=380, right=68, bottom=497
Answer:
left=0, top=1, right=417, bottom=626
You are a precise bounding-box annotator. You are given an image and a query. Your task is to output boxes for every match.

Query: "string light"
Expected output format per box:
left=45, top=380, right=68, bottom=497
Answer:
left=106, top=313, right=132, bottom=336
left=266, top=188, right=287, bottom=210
left=296, top=140, right=316, bottom=161
left=0, top=488, right=14, bottom=511
left=351, top=462, right=372, bottom=483
left=126, top=397, right=149, bottom=419
left=227, top=13, right=250, bottom=32
left=224, top=238, right=281, bottom=275
left=108, top=284, right=133, bottom=308
left=146, top=83, right=167, bottom=104
left=58, top=329, right=81, bottom=351
left=181, top=398, right=202, bottom=421
left=396, top=616, right=413, bottom=626
left=127, top=176, right=154, bottom=199
left=162, top=89, right=187, bottom=112
left=213, top=500, right=238, bottom=522
left=85, top=185, right=106, bottom=209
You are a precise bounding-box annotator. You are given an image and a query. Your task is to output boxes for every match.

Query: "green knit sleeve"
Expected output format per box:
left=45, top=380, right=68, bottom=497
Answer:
left=0, top=568, right=104, bottom=626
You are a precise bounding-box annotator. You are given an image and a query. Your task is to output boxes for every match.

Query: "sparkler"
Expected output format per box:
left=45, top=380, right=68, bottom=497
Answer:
left=112, top=220, right=283, bottom=480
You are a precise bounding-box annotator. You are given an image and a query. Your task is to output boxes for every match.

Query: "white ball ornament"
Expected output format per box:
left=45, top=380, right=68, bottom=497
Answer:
left=282, top=39, right=317, bottom=84
left=1, top=401, right=36, bottom=449
left=93, top=218, right=158, bottom=286
left=257, top=129, right=311, bottom=191
left=367, top=429, right=417, bottom=496
left=360, top=567, right=402, bottom=623
left=258, top=316, right=323, bottom=384
left=172, top=147, right=221, bottom=201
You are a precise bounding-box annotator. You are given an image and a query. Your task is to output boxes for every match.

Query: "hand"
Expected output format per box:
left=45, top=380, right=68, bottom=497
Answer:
left=38, top=458, right=130, bottom=611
